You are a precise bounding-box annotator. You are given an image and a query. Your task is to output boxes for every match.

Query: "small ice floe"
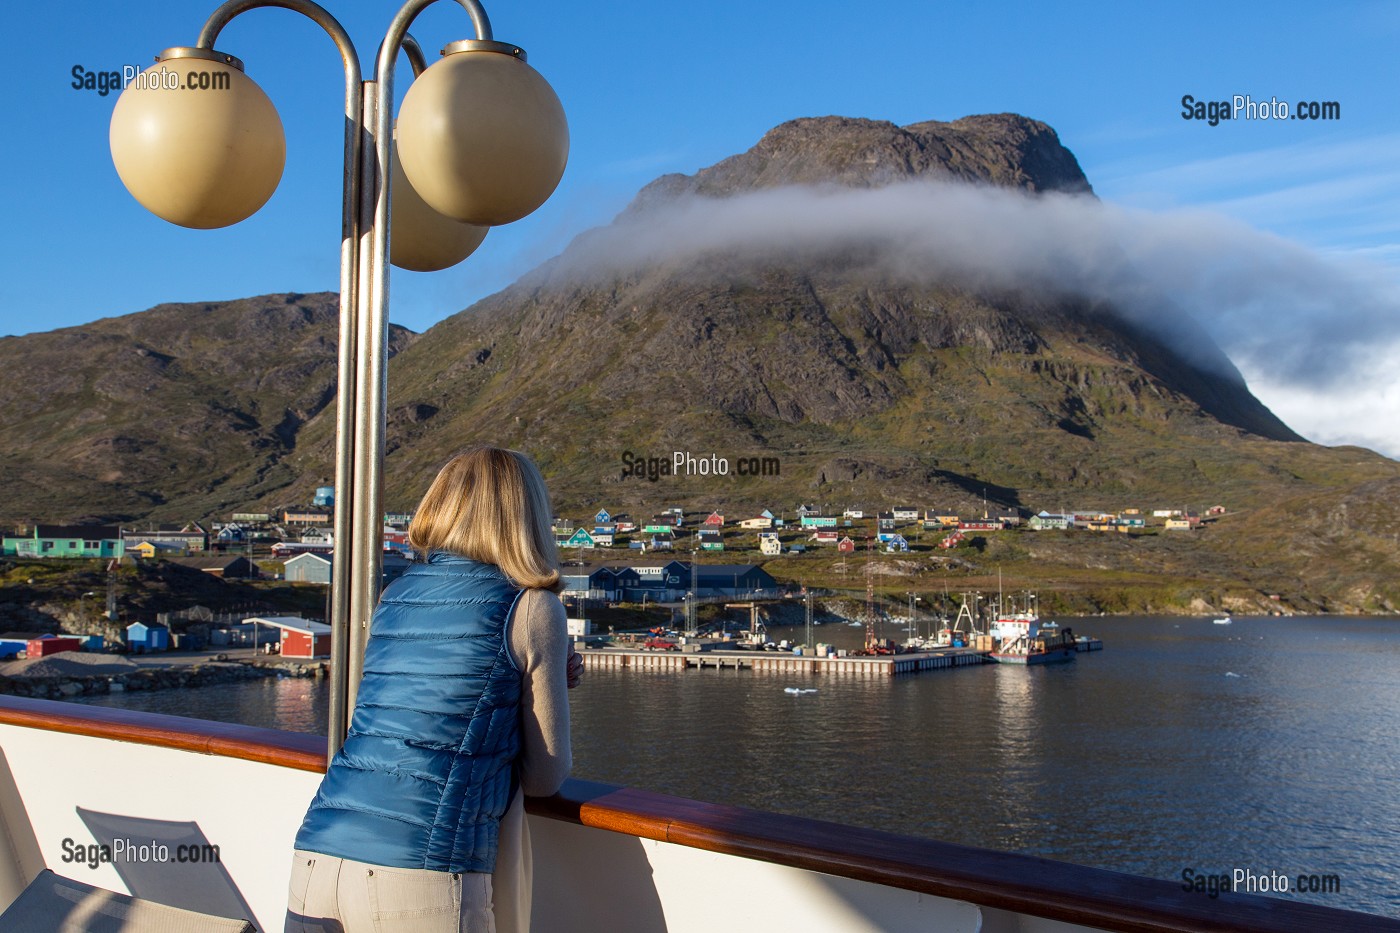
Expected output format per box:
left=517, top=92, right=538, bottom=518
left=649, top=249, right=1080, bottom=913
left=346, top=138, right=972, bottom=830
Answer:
left=783, top=687, right=819, bottom=695
left=1225, top=672, right=1243, bottom=678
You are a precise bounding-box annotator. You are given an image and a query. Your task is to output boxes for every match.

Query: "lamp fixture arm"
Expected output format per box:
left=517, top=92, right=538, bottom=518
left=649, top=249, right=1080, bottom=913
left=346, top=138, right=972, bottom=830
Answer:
left=189, top=0, right=365, bottom=760
left=196, top=0, right=362, bottom=75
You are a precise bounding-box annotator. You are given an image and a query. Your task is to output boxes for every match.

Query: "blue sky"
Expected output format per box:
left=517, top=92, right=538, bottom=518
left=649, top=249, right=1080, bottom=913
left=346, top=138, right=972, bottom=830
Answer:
left=2, top=1, right=1398, bottom=450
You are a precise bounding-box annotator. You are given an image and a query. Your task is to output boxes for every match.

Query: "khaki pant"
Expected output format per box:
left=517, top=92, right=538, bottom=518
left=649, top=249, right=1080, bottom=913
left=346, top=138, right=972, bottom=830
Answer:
left=285, top=850, right=496, bottom=933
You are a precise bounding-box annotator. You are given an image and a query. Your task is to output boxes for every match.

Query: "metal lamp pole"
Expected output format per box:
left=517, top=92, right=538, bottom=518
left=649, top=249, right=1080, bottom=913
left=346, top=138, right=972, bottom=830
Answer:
left=110, top=0, right=568, bottom=758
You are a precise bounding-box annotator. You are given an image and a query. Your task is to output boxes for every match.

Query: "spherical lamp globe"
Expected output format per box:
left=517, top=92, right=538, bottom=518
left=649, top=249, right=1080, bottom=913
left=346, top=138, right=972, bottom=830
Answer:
left=396, top=46, right=568, bottom=227
left=110, top=53, right=284, bottom=229
left=390, top=138, right=488, bottom=272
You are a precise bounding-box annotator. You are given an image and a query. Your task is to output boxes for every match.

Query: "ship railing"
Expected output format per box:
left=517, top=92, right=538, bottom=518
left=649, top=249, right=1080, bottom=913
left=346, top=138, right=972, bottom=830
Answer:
left=0, top=695, right=1395, bottom=932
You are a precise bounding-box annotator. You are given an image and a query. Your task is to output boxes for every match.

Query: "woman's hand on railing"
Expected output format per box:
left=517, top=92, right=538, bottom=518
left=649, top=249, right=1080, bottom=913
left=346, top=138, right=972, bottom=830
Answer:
left=566, top=647, right=583, bottom=689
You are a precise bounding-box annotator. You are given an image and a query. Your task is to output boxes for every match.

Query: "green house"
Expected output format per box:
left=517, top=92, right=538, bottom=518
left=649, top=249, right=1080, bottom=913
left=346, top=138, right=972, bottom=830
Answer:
left=562, top=528, right=596, bottom=549
left=2, top=525, right=125, bottom=559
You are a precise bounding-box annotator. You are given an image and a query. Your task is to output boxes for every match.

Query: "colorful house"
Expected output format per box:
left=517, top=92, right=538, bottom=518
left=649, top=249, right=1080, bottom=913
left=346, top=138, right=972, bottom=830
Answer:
left=892, top=507, right=918, bottom=522
left=759, top=534, right=782, bottom=556
left=0, top=633, right=32, bottom=659
left=284, top=552, right=333, bottom=584
left=563, top=528, right=597, bottom=549
left=837, top=536, right=856, bottom=553
left=282, top=508, right=331, bottom=525
left=884, top=535, right=910, bottom=553
left=255, top=617, right=332, bottom=659
left=26, top=635, right=83, bottom=658
left=594, top=508, right=612, bottom=524
left=698, top=529, right=724, bottom=551
left=2, top=525, right=124, bottom=559
left=121, top=523, right=209, bottom=553
left=129, top=540, right=187, bottom=559
left=126, top=622, right=170, bottom=653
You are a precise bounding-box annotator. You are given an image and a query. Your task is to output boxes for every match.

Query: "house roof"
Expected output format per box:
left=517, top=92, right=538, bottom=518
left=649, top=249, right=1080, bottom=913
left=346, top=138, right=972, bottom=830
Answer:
left=125, top=621, right=169, bottom=632
left=693, top=564, right=771, bottom=579
left=169, top=556, right=249, bottom=570
left=247, top=616, right=331, bottom=635
left=34, top=525, right=121, bottom=539
left=284, top=552, right=332, bottom=566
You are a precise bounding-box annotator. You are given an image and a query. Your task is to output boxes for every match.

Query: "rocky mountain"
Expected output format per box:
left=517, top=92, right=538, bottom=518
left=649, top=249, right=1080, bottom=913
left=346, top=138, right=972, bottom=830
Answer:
left=2, top=113, right=1397, bottom=610
left=292, top=113, right=1374, bottom=518
left=0, top=293, right=413, bottom=522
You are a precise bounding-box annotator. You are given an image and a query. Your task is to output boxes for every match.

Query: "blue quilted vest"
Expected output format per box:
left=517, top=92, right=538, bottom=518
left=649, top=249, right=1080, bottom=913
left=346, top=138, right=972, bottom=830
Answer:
left=294, top=553, right=524, bottom=873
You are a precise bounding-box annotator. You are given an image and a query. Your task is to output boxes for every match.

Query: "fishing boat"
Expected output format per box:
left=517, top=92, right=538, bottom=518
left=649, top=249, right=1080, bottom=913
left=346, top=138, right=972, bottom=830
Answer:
left=989, top=614, right=1077, bottom=664
left=1, top=695, right=1394, bottom=931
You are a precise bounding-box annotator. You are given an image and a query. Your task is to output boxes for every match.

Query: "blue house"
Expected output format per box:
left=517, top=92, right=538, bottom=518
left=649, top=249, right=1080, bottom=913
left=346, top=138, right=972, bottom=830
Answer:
left=594, top=508, right=611, bottom=524
left=126, top=622, right=170, bottom=653
left=0, top=633, right=31, bottom=659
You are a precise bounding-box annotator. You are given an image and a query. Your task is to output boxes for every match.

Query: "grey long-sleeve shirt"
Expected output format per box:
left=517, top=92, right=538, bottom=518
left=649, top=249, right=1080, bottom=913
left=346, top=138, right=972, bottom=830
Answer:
left=506, top=587, right=572, bottom=796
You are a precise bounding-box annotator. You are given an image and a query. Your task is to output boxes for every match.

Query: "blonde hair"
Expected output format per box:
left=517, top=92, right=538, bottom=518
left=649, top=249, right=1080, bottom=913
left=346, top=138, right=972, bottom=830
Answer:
left=407, top=447, right=562, bottom=592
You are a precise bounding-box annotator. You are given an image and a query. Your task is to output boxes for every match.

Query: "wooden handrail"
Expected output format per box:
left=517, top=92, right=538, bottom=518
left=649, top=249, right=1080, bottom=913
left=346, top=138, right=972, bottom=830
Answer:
left=0, top=695, right=1395, bottom=933
left=0, top=694, right=325, bottom=772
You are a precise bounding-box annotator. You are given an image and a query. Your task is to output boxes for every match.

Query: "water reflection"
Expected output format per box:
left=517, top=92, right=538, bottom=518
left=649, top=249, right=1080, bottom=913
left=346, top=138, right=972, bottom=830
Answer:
left=70, top=616, right=1400, bottom=918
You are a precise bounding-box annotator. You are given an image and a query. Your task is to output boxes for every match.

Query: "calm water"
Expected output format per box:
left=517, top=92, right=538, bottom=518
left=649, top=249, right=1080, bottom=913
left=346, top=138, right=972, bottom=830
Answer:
left=74, top=615, right=1400, bottom=918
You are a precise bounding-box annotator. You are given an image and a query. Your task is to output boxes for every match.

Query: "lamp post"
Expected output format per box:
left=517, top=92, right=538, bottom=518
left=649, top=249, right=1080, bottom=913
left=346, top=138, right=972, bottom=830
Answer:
left=109, top=0, right=568, bottom=757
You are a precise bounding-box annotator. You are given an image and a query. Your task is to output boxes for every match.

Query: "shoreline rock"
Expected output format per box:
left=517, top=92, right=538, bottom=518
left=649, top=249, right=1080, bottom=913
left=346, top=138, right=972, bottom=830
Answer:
left=0, top=659, right=327, bottom=700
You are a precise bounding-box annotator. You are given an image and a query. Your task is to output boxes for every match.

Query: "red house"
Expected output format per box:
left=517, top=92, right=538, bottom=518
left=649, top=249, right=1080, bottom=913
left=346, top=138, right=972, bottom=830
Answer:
left=251, top=617, right=332, bottom=659
left=837, top=536, right=856, bottom=553
left=26, top=636, right=82, bottom=658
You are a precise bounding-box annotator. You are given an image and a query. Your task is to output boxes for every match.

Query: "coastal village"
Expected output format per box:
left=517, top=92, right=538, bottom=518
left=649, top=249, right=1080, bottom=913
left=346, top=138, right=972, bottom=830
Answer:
left=0, top=482, right=1219, bottom=666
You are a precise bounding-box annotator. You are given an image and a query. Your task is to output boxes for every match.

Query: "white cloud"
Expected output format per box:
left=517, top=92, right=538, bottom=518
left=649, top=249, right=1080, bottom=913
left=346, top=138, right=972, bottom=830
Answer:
left=549, top=181, right=1400, bottom=455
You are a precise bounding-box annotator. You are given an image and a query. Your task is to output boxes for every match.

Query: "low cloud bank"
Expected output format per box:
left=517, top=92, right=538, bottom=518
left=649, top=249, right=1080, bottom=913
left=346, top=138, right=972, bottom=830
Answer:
left=554, top=181, right=1399, bottom=391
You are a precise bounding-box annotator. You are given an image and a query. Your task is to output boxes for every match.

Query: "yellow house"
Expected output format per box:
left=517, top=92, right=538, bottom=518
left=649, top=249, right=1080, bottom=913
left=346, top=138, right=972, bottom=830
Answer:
left=129, top=540, right=187, bottom=558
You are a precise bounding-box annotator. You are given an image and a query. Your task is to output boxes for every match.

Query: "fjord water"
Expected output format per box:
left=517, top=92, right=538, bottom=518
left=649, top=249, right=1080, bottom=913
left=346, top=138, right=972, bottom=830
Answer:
left=76, top=615, right=1400, bottom=918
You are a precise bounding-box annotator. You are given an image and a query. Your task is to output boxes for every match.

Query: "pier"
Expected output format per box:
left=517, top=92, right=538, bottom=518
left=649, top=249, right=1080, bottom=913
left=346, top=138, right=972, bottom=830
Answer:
left=577, top=646, right=991, bottom=677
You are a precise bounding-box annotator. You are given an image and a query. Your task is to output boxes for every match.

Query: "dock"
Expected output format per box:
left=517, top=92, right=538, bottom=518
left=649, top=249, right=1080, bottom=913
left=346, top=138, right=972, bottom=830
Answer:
left=577, top=646, right=991, bottom=677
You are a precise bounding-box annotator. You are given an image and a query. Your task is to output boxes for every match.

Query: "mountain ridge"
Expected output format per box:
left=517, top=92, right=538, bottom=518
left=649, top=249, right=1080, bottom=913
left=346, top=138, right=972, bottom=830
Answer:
left=1, top=112, right=1397, bottom=610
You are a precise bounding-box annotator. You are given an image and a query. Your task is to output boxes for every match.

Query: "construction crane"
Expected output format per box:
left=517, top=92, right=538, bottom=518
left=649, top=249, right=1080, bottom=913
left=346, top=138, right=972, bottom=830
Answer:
left=864, top=536, right=878, bottom=653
